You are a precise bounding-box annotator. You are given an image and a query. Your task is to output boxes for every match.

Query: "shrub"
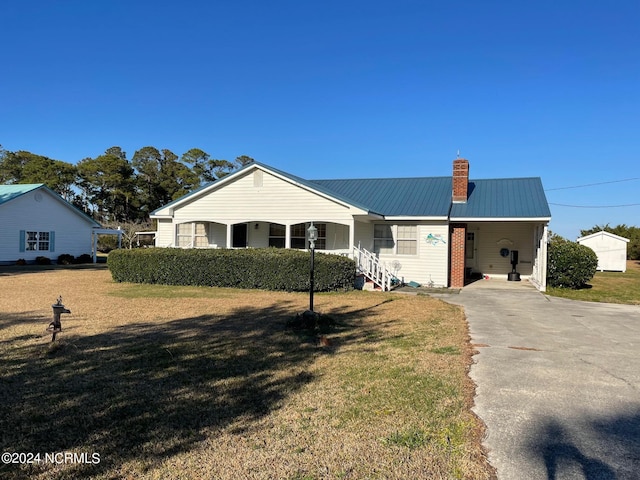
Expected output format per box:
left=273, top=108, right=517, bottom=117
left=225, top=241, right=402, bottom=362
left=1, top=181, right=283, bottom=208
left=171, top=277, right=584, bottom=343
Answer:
left=108, top=248, right=356, bottom=292
left=35, top=256, right=51, bottom=265
left=57, top=254, right=75, bottom=265
left=75, top=254, right=93, bottom=264
left=16, top=258, right=27, bottom=266
left=548, top=240, right=598, bottom=288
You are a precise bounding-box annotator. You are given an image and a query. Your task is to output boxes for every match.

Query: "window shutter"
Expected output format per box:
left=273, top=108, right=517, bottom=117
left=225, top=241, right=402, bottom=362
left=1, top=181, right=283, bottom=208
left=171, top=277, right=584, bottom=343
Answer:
left=50, top=231, right=55, bottom=252
left=19, top=230, right=25, bottom=252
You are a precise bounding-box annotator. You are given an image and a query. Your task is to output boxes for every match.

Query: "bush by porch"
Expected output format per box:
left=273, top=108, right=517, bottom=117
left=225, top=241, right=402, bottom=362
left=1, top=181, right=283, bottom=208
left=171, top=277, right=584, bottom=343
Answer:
left=107, top=247, right=356, bottom=292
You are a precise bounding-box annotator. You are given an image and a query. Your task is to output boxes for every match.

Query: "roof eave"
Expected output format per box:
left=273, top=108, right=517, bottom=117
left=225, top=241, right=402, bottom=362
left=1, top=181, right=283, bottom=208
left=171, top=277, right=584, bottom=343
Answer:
left=384, top=216, right=449, bottom=221
left=450, top=216, right=551, bottom=222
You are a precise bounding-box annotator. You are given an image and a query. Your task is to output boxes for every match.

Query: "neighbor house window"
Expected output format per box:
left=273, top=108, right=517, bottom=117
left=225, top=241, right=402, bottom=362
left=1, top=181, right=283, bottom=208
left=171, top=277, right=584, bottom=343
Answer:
left=374, top=224, right=417, bottom=255
left=26, top=231, right=50, bottom=251
left=269, top=223, right=285, bottom=248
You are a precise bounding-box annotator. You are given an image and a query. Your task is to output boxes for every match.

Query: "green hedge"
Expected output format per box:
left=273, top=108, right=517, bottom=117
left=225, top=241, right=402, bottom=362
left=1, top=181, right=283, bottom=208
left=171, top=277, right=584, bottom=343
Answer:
left=107, top=248, right=356, bottom=292
left=548, top=240, right=598, bottom=289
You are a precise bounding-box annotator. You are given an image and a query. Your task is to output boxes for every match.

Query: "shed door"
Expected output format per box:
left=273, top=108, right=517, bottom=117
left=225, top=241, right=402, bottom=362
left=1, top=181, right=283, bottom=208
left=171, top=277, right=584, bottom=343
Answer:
left=232, top=224, right=248, bottom=248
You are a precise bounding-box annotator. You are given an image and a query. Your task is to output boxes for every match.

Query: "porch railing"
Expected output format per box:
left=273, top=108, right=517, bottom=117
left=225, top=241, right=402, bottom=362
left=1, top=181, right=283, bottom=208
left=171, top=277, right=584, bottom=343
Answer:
left=352, top=244, right=397, bottom=291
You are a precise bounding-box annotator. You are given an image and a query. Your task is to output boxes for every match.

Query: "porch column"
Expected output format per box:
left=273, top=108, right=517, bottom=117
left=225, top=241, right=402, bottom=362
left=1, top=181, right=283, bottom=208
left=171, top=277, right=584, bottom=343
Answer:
left=226, top=223, right=232, bottom=249
left=450, top=223, right=466, bottom=288
left=349, top=218, right=355, bottom=253
left=285, top=223, right=291, bottom=249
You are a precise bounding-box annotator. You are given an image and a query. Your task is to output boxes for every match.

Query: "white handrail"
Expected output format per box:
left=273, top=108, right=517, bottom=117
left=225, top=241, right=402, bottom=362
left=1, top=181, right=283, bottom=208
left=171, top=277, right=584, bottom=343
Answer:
left=352, top=245, right=395, bottom=291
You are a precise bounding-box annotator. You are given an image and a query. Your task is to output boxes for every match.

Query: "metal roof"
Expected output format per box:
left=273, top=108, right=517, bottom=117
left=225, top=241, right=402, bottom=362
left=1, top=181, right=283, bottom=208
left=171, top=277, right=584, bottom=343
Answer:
left=311, top=177, right=452, bottom=217
left=0, top=183, right=101, bottom=226
left=449, top=177, right=551, bottom=219
left=151, top=162, right=551, bottom=220
left=0, top=184, right=43, bottom=206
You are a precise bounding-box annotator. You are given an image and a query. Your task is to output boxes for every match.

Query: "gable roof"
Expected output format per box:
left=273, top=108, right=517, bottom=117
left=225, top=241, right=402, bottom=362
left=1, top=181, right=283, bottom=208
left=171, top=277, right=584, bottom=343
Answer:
left=151, top=162, right=551, bottom=221
left=0, top=183, right=101, bottom=227
left=577, top=231, right=630, bottom=243
left=0, top=184, right=43, bottom=205
left=449, top=177, right=551, bottom=220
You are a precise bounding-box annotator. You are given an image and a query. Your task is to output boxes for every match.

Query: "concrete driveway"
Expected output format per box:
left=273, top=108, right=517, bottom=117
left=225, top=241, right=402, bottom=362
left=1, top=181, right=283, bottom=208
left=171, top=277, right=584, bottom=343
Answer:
left=447, top=281, right=640, bottom=479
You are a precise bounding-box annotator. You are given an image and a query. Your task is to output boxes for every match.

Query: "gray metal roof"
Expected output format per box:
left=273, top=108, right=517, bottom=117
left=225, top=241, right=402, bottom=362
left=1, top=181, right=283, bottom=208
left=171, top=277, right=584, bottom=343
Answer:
left=311, top=177, right=452, bottom=217
left=449, top=178, right=551, bottom=219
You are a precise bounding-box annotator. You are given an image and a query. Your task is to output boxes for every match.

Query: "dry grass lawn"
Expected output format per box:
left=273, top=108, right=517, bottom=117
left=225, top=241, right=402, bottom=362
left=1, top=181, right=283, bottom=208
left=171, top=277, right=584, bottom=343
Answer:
left=0, top=265, right=494, bottom=480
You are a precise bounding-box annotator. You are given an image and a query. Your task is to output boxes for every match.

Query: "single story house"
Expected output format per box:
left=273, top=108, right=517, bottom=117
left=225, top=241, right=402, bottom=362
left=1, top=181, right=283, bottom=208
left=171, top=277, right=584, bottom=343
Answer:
left=151, top=158, right=551, bottom=290
left=577, top=231, right=629, bottom=272
left=0, top=184, right=119, bottom=264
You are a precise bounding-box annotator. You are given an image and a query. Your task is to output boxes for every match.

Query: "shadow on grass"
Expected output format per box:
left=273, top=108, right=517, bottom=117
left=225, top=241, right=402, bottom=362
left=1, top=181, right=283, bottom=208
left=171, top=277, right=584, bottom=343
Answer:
left=0, top=262, right=109, bottom=277
left=529, top=411, right=640, bottom=479
left=0, top=301, right=361, bottom=479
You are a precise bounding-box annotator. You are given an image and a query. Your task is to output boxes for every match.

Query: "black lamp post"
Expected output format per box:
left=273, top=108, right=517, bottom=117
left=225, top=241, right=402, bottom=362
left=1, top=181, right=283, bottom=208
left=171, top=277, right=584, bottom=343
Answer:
left=308, top=222, right=318, bottom=312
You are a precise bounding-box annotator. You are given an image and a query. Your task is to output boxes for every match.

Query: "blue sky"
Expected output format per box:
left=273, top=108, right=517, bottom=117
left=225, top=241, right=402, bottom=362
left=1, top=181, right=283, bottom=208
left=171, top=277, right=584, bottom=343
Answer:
left=2, top=0, right=639, bottom=239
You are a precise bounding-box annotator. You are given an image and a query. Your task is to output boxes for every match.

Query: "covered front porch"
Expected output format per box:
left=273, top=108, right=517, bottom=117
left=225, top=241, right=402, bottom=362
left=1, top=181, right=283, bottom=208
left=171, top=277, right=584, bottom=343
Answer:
left=452, top=221, right=548, bottom=290
left=170, top=219, right=357, bottom=254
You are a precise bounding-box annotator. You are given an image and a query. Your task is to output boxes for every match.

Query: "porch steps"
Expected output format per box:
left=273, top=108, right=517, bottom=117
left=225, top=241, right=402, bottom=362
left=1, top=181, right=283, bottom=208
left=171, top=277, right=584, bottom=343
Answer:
left=353, top=246, right=398, bottom=291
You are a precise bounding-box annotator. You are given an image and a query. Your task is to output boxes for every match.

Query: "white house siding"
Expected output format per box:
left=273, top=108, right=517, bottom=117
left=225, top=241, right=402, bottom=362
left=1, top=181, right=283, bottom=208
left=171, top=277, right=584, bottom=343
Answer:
left=577, top=232, right=629, bottom=272
left=155, top=219, right=174, bottom=247
left=374, top=222, right=449, bottom=287
left=467, top=222, right=537, bottom=278
left=157, top=169, right=364, bottom=249
left=0, top=189, right=95, bottom=263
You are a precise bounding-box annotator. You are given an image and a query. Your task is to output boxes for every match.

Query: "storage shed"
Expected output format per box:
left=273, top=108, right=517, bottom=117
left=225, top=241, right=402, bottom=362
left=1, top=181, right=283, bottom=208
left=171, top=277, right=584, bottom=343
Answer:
left=577, top=231, right=629, bottom=272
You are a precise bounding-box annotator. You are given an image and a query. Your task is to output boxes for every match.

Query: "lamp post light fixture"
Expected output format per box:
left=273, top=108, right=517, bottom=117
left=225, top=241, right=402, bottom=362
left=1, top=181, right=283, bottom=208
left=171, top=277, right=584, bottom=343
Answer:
left=308, top=222, right=318, bottom=312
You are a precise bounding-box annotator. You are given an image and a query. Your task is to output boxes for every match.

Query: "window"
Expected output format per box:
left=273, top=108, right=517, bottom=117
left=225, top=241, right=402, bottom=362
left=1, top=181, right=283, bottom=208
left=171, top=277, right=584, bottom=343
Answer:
left=193, top=222, right=209, bottom=247
left=374, top=224, right=417, bottom=255
left=374, top=225, right=394, bottom=254
left=176, top=222, right=209, bottom=247
left=397, top=225, right=417, bottom=255
left=269, top=223, right=285, bottom=248
left=176, top=223, right=192, bottom=247
left=291, top=223, right=326, bottom=249
left=26, top=231, right=50, bottom=251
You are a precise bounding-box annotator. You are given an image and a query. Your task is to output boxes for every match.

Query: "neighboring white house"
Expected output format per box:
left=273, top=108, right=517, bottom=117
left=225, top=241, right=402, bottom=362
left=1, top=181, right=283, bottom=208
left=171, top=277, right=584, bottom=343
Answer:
left=151, top=158, right=552, bottom=290
left=577, top=231, right=630, bottom=272
left=0, top=184, right=101, bottom=264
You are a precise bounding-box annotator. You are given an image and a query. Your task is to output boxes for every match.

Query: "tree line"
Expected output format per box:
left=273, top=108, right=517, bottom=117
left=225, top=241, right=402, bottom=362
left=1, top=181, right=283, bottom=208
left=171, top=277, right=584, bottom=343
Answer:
left=0, top=145, right=253, bottom=224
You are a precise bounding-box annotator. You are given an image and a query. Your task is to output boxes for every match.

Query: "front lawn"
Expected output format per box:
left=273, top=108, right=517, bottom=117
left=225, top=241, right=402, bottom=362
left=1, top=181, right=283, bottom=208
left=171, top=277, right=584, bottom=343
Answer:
left=0, top=267, right=494, bottom=480
left=547, top=260, right=640, bottom=304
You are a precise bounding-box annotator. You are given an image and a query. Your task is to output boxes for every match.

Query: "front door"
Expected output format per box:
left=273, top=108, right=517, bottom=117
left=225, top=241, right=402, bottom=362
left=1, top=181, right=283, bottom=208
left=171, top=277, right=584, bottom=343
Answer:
left=232, top=223, right=248, bottom=248
left=465, top=231, right=477, bottom=276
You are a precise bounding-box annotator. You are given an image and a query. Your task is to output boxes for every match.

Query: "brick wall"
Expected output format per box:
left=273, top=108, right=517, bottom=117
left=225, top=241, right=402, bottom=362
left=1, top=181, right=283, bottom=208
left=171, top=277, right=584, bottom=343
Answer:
left=452, top=158, right=469, bottom=203
left=450, top=223, right=466, bottom=288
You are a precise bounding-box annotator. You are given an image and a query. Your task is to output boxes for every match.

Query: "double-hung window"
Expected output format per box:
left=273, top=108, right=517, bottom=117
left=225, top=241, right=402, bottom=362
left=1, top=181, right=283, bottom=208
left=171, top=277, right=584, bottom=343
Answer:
left=291, top=223, right=326, bottom=249
left=176, top=222, right=209, bottom=247
left=397, top=225, right=417, bottom=255
left=373, top=224, right=417, bottom=255
left=269, top=223, right=286, bottom=248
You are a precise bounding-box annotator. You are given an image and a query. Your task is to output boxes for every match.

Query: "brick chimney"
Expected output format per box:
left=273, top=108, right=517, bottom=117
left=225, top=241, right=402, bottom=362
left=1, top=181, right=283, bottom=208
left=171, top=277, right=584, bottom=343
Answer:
left=452, top=158, right=469, bottom=203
